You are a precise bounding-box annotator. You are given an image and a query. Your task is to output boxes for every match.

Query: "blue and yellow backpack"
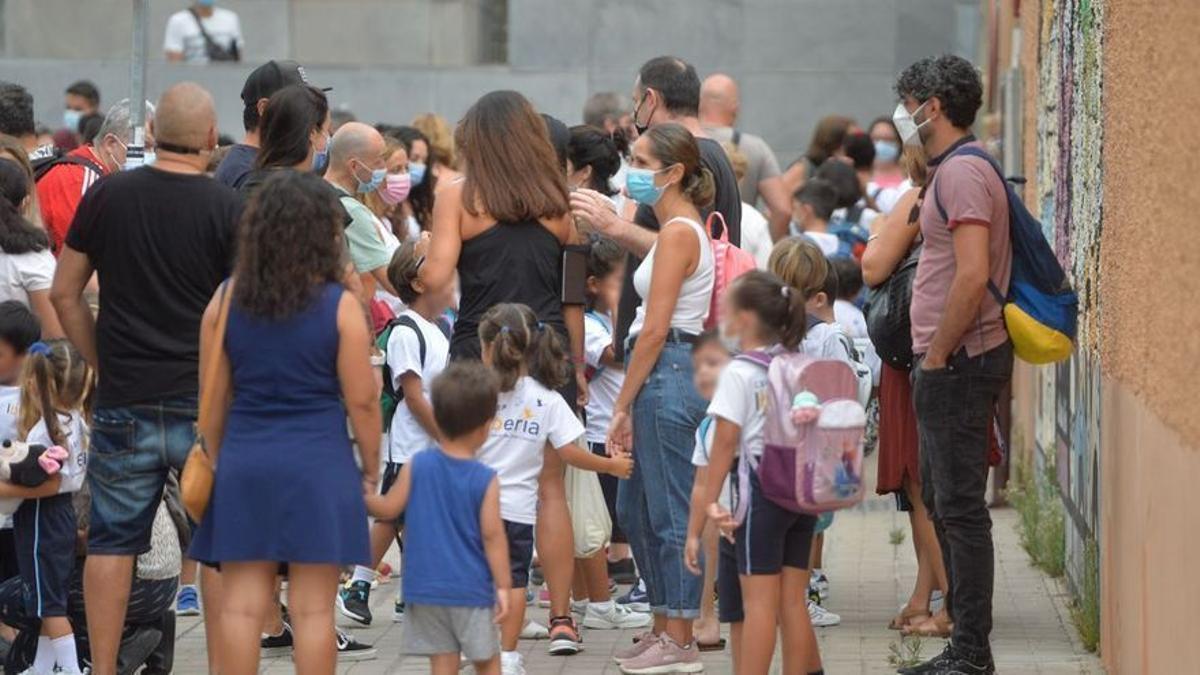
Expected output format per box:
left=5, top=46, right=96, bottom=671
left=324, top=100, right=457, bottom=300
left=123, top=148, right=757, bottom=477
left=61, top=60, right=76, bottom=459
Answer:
left=934, top=145, right=1078, bottom=364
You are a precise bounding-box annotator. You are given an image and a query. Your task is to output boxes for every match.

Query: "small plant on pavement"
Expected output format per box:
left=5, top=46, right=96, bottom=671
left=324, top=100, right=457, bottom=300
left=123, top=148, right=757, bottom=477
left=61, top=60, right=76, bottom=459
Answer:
left=889, top=526, right=907, bottom=547
left=887, top=636, right=925, bottom=669
left=1070, top=538, right=1101, bottom=652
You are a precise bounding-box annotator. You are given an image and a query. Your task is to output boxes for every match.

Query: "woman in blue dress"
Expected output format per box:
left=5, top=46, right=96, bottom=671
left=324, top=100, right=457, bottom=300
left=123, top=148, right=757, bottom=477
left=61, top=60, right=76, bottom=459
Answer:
left=189, top=170, right=380, bottom=675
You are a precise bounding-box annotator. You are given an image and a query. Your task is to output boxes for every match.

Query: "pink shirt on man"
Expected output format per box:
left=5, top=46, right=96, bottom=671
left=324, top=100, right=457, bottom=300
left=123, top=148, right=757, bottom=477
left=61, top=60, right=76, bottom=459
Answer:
left=909, top=141, right=1012, bottom=357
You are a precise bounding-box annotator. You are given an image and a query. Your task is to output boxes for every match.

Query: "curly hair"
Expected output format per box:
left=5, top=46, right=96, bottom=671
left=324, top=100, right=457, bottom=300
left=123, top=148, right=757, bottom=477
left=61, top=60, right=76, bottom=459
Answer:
left=0, top=83, right=34, bottom=138
left=894, top=54, right=984, bottom=129
left=233, top=170, right=345, bottom=319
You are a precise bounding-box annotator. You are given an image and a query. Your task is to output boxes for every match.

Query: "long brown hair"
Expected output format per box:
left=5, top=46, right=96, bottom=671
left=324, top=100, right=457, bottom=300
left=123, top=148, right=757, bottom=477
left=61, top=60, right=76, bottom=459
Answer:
left=805, top=115, right=855, bottom=166
left=642, top=123, right=714, bottom=208
left=234, top=170, right=344, bottom=319
left=456, top=91, right=570, bottom=223
left=19, top=340, right=95, bottom=446
left=478, top=303, right=567, bottom=392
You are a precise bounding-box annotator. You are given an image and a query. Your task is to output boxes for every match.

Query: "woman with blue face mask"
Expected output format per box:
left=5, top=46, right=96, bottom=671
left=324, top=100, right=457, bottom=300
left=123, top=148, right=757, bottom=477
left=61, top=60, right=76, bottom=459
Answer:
left=387, top=126, right=435, bottom=235
left=237, top=84, right=333, bottom=201
left=866, top=116, right=910, bottom=215
left=602, top=122, right=715, bottom=671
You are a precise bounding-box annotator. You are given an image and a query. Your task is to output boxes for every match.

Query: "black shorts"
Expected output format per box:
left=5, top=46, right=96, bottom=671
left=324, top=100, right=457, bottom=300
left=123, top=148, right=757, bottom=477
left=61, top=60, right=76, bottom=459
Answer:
left=504, top=520, right=534, bottom=588
left=0, top=527, right=19, bottom=582
left=716, top=538, right=743, bottom=623
left=588, top=442, right=625, bottom=544
left=733, top=472, right=816, bottom=576
left=378, top=462, right=407, bottom=528
left=13, top=493, right=77, bottom=617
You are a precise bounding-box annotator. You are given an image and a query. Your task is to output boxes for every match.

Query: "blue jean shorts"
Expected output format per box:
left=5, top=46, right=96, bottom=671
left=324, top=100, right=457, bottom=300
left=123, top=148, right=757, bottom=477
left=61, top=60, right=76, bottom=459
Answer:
left=87, top=397, right=197, bottom=556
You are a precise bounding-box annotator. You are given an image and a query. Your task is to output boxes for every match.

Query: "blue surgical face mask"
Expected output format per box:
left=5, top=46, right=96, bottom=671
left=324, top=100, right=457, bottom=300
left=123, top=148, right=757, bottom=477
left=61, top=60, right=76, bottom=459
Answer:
left=197, top=0, right=216, bottom=6
left=63, top=109, right=83, bottom=133
left=312, top=134, right=330, bottom=174
left=355, top=162, right=387, bottom=194
left=874, top=139, right=900, bottom=163
left=408, top=162, right=427, bottom=186
left=625, top=167, right=667, bottom=206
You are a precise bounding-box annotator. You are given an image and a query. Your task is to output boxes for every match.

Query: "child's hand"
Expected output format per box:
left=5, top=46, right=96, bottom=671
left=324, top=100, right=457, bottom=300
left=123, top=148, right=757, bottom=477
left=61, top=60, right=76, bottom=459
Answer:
left=706, top=502, right=737, bottom=543
left=684, top=534, right=703, bottom=576
left=494, top=588, right=510, bottom=624
left=607, top=453, right=634, bottom=480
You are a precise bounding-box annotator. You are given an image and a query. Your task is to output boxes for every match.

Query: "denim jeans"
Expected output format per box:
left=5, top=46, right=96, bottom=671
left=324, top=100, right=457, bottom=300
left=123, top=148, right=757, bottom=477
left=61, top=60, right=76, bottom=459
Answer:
left=87, top=397, right=197, bottom=556
left=616, top=342, right=706, bottom=618
left=913, top=342, right=1012, bottom=657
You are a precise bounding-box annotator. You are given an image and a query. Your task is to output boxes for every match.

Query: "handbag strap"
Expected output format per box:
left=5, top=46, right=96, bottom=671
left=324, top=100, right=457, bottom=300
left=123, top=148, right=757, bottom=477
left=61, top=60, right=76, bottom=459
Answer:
left=188, top=7, right=225, bottom=55
left=197, top=282, right=233, bottom=451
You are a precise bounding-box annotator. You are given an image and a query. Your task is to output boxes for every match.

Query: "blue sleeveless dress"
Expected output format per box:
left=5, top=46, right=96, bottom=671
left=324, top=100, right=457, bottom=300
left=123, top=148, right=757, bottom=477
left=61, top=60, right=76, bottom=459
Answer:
left=189, top=283, right=370, bottom=565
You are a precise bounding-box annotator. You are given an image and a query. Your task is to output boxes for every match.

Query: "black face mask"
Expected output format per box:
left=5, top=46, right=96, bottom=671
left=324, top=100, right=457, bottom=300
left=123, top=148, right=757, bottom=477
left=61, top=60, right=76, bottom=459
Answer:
left=633, top=91, right=656, bottom=136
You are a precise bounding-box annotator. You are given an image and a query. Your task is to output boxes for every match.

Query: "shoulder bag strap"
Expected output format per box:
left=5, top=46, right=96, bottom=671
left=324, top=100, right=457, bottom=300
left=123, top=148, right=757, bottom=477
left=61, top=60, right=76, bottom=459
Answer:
left=197, top=282, right=233, bottom=459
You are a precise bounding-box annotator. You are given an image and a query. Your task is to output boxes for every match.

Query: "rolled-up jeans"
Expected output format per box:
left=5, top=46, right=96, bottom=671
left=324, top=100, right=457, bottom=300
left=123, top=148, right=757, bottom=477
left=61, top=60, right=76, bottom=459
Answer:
left=913, top=342, right=1012, bottom=658
left=616, top=342, right=706, bottom=618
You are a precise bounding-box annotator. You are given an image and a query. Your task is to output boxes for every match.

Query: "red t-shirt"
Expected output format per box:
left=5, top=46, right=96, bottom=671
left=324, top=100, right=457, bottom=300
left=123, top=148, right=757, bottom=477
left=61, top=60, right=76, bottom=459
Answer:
left=909, top=142, right=1012, bottom=357
left=36, top=145, right=107, bottom=254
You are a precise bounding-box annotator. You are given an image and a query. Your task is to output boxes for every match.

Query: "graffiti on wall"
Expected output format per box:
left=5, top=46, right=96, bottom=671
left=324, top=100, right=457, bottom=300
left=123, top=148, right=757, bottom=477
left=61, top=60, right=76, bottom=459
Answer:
left=1033, top=0, right=1104, bottom=595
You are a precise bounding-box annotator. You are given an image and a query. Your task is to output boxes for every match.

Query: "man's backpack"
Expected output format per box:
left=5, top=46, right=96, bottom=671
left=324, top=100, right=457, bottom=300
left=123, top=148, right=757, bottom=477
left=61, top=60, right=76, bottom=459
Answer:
left=704, top=211, right=757, bottom=330
left=933, top=146, right=1078, bottom=364
left=31, top=152, right=104, bottom=183
left=729, top=349, right=867, bottom=526
left=377, top=315, right=425, bottom=432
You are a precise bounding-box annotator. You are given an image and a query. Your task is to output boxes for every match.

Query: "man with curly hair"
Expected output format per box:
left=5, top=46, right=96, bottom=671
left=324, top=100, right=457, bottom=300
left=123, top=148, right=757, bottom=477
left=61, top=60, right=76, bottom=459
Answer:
left=0, top=82, right=37, bottom=153
left=894, top=54, right=1013, bottom=675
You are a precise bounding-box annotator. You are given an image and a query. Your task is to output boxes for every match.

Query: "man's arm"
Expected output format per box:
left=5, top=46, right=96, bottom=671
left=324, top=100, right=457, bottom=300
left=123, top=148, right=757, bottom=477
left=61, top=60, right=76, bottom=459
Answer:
left=757, top=175, right=793, bottom=242
left=50, top=247, right=98, bottom=368
left=569, top=189, right=656, bottom=257
left=923, top=224, right=991, bottom=368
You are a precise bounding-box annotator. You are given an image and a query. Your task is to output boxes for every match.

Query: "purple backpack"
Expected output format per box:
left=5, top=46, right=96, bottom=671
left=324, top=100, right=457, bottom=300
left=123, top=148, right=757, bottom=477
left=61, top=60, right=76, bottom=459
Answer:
left=732, top=350, right=868, bottom=524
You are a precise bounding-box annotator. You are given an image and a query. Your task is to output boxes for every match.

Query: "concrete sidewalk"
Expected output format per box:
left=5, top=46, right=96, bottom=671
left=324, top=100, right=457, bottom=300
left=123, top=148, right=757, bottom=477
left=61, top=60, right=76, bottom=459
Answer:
left=170, top=463, right=1103, bottom=674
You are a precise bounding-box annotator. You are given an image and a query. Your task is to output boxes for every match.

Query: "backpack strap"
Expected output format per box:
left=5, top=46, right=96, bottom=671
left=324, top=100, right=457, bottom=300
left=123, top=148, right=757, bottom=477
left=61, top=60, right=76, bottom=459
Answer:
left=394, top=315, right=427, bottom=370
left=734, top=350, right=772, bottom=369
left=705, top=210, right=728, bottom=243
left=731, top=129, right=742, bottom=147
left=929, top=147, right=1009, bottom=307
left=381, top=315, right=427, bottom=398
left=33, top=154, right=104, bottom=183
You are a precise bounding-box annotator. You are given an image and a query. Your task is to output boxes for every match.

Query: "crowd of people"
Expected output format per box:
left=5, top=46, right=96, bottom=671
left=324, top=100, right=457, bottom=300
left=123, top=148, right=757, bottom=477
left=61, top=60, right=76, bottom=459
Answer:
left=0, top=45, right=1014, bottom=675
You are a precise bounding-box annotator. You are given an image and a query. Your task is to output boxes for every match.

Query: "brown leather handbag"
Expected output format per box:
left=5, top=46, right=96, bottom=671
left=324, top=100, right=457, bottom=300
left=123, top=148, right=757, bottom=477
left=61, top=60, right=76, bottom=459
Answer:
left=181, top=284, right=232, bottom=522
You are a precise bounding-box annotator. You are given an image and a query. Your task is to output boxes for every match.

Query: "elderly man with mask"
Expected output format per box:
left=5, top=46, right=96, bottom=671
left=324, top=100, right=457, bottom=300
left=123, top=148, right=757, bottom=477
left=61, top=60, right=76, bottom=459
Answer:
left=36, top=100, right=155, bottom=253
left=324, top=122, right=397, bottom=298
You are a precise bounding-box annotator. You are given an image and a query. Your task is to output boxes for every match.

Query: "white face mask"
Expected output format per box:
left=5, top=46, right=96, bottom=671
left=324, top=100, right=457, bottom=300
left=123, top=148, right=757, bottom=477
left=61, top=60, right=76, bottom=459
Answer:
left=893, top=101, right=932, bottom=147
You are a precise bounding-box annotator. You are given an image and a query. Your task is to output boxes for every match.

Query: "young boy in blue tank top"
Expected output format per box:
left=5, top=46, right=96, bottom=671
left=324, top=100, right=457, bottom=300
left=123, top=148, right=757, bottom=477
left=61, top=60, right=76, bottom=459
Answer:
left=367, top=362, right=511, bottom=674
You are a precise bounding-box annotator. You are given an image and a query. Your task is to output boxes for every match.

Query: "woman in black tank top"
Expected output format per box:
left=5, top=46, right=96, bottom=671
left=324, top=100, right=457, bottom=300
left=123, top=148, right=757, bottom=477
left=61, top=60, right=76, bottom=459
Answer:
left=419, top=91, right=587, bottom=650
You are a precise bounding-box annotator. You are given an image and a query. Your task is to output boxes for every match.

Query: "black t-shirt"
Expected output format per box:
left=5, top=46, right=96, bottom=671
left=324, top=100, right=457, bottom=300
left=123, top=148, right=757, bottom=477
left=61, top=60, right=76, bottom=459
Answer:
left=213, top=143, right=257, bottom=189
left=239, top=168, right=354, bottom=227
left=65, top=167, right=240, bottom=407
left=614, top=136, right=742, bottom=360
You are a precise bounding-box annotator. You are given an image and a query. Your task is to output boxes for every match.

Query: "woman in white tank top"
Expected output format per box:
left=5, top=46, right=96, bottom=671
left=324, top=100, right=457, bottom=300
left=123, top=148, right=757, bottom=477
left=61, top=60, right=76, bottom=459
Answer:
left=605, top=123, right=715, bottom=656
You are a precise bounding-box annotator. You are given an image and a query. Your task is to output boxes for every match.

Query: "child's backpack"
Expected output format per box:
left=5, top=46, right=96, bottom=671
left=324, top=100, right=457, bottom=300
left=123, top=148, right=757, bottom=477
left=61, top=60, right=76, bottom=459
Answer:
left=730, top=349, right=867, bottom=525
left=828, top=206, right=870, bottom=260
left=376, top=315, right=426, bottom=432
left=933, top=146, right=1078, bottom=364
left=704, top=211, right=757, bottom=330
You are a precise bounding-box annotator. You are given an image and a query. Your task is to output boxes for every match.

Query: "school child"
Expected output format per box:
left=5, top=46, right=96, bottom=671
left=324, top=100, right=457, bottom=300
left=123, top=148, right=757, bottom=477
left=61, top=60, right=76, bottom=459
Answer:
left=571, top=234, right=648, bottom=630
left=475, top=303, right=633, bottom=675
left=0, top=339, right=94, bottom=675
left=366, top=362, right=511, bottom=675
left=339, top=239, right=454, bottom=626
left=681, top=331, right=733, bottom=656
left=0, top=301, right=40, bottom=586
left=698, top=271, right=825, bottom=675
left=769, top=238, right=866, bottom=627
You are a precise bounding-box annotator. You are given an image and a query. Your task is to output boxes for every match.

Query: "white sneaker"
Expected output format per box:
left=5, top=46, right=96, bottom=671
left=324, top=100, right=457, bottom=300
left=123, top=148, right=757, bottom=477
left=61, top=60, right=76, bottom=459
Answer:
left=501, top=651, right=526, bottom=675
left=583, top=602, right=653, bottom=630
left=520, top=619, right=550, bottom=639
left=808, top=600, right=841, bottom=627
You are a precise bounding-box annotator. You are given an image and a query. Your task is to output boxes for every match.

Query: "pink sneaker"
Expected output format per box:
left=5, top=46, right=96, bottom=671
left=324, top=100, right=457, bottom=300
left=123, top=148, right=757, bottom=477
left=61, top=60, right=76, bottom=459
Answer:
left=612, top=631, right=658, bottom=664
left=618, top=636, right=703, bottom=673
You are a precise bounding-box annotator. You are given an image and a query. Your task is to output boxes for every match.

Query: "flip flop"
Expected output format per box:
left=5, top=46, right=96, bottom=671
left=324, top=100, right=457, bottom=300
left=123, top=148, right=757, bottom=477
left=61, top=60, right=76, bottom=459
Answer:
left=697, top=638, right=727, bottom=652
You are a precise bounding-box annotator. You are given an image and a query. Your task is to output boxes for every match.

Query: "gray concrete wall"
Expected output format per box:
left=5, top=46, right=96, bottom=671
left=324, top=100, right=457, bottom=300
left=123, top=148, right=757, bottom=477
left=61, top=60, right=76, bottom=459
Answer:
left=1, top=0, right=979, bottom=162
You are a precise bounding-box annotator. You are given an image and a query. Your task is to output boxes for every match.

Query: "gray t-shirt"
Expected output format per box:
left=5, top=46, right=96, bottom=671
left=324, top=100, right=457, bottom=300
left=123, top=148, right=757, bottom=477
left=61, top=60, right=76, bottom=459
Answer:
left=704, top=125, right=782, bottom=207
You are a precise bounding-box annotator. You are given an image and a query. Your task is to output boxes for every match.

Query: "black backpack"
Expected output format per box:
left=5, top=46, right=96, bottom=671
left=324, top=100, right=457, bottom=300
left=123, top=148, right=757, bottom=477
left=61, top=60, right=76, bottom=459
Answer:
left=377, top=316, right=426, bottom=432
left=31, top=152, right=105, bottom=183
left=864, top=242, right=921, bottom=369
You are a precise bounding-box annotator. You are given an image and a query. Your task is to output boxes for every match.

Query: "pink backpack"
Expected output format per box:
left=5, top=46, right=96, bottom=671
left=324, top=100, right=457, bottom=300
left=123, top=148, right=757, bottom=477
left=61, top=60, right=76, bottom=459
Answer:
left=731, top=349, right=867, bottom=524
left=704, top=211, right=757, bottom=330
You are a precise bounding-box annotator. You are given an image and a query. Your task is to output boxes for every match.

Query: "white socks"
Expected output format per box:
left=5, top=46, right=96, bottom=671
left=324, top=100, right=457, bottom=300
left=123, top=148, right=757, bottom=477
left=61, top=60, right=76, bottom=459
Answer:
left=52, top=634, right=80, bottom=673
left=351, top=565, right=375, bottom=585
left=33, top=636, right=55, bottom=673
left=590, top=600, right=614, bottom=613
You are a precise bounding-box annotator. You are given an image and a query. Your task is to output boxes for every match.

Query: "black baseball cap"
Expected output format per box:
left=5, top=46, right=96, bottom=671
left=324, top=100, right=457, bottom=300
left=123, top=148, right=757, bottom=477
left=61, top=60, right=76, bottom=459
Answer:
left=240, top=60, right=331, bottom=107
